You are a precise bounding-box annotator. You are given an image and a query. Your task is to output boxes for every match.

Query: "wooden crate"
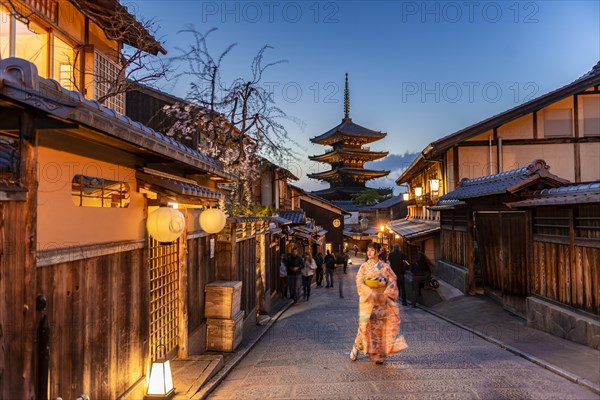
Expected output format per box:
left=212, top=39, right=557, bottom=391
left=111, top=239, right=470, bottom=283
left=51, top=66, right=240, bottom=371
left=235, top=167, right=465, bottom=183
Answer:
left=206, top=310, right=244, bottom=352
left=205, top=281, right=242, bottom=319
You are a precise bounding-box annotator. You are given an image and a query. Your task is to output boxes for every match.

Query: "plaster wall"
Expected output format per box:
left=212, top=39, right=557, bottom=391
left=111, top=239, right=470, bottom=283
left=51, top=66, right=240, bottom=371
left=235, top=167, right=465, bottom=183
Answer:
left=36, top=146, right=146, bottom=250
left=501, top=143, right=576, bottom=181
left=457, top=146, right=497, bottom=180
left=580, top=142, right=600, bottom=182
left=498, top=114, right=534, bottom=139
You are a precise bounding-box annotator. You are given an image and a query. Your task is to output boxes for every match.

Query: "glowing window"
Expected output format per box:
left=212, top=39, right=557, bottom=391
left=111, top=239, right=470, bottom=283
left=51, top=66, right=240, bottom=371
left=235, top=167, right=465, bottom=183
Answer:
left=1, top=7, right=10, bottom=59
left=53, top=35, right=75, bottom=90
left=15, top=19, right=48, bottom=77
left=71, top=175, right=130, bottom=208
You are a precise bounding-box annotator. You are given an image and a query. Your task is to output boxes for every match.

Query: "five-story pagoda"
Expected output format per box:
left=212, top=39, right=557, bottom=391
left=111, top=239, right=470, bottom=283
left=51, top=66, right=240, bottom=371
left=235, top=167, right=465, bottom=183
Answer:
left=308, top=74, right=390, bottom=200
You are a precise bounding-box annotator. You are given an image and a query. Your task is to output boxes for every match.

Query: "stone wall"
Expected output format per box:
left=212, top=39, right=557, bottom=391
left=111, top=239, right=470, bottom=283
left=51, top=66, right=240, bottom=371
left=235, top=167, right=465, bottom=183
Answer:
left=527, top=296, right=600, bottom=350
left=435, top=260, right=468, bottom=294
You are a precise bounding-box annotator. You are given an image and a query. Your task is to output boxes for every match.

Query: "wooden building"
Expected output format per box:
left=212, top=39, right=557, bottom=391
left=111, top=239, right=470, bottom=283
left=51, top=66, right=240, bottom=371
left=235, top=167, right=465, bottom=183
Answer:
left=308, top=74, right=389, bottom=200
left=507, top=182, right=599, bottom=349
left=429, top=160, right=568, bottom=312
left=395, top=60, right=600, bottom=282
left=290, top=185, right=350, bottom=254
left=0, top=57, right=237, bottom=398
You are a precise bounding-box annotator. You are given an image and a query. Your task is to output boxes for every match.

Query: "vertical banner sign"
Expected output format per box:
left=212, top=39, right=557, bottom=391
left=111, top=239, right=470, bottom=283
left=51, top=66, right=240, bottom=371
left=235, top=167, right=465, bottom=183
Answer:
left=210, top=238, right=215, bottom=259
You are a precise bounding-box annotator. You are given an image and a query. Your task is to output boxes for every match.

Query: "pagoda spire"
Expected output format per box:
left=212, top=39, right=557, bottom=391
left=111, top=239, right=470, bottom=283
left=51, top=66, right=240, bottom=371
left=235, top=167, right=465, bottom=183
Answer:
left=344, top=73, right=350, bottom=120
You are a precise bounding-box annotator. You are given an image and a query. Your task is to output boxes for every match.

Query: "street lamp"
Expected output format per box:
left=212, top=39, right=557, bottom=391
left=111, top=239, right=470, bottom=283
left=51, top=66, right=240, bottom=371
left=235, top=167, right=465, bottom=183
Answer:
left=379, top=225, right=385, bottom=245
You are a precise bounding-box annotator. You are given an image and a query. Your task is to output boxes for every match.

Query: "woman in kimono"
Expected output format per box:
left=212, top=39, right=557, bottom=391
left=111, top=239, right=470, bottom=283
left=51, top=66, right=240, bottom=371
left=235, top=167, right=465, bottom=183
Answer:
left=350, top=242, right=408, bottom=364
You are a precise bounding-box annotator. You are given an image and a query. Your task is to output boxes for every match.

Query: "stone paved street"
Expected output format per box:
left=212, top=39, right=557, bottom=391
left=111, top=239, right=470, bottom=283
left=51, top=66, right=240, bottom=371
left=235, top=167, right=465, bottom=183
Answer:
left=208, top=264, right=599, bottom=400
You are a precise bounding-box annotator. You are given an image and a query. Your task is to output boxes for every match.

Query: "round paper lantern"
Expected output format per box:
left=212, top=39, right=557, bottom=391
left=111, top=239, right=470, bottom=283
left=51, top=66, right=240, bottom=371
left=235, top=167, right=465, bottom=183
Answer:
left=199, top=208, right=227, bottom=234
left=147, top=207, right=185, bottom=243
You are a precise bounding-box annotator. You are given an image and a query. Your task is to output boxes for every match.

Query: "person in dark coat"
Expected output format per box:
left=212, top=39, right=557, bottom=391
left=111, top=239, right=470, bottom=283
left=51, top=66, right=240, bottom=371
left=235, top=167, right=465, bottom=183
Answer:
left=410, top=250, right=431, bottom=308
left=324, top=250, right=335, bottom=288
left=388, top=244, right=409, bottom=306
left=287, top=248, right=303, bottom=304
left=314, top=252, right=324, bottom=287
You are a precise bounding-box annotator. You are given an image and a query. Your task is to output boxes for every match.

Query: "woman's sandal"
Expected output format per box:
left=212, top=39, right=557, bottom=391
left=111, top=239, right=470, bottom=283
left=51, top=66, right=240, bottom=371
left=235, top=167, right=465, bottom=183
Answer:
left=350, top=346, right=358, bottom=361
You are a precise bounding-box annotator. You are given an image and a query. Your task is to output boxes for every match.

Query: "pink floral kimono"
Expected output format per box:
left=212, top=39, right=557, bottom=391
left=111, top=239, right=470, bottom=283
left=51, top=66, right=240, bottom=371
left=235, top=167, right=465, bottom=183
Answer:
left=353, top=260, right=408, bottom=362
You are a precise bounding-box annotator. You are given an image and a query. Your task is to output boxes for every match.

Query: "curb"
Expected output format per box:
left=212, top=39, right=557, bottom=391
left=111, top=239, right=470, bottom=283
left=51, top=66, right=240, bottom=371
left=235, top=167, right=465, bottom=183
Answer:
left=418, top=304, right=600, bottom=396
left=194, top=300, right=294, bottom=399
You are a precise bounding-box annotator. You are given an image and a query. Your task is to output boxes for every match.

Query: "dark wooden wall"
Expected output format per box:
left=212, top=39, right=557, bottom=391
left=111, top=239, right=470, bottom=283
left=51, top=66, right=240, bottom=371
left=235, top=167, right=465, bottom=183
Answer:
left=237, top=238, right=257, bottom=316
left=440, top=229, right=470, bottom=268
left=529, top=204, right=600, bottom=315
left=476, top=212, right=529, bottom=298
left=35, top=249, right=148, bottom=399
left=0, top=113, right=37, bottom=399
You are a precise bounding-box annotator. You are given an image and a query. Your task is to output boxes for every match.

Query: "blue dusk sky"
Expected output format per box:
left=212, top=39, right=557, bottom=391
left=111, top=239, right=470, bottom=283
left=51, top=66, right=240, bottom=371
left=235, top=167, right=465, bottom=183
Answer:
left=130, top=0, right=600, bottom=193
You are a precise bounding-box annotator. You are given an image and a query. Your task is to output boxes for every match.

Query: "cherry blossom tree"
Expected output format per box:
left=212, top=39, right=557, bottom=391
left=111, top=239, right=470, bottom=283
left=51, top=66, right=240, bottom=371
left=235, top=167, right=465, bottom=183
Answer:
left=163, top=27, right=299, bottom=214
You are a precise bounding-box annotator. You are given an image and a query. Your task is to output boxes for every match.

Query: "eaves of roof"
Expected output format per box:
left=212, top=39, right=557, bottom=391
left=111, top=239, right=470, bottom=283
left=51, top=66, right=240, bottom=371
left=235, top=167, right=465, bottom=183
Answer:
left=397, top=61, right=600, bottom=184
left=69, top=0, right=167, bottom=55
left=507, top=181, right=600, bottom=208
left=0, top=59, right=235, bottom=182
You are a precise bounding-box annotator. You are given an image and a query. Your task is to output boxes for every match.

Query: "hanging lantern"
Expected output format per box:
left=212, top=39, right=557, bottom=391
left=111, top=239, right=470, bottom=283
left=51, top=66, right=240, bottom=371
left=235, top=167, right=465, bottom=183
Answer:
left=414, top=186, right=423, bottom=197
left=199, top=208, right=227, bottom=234
left=146, top=207, right=185, bottom=243
left=402, top=192, right=409, bottom=201
left=430, top=178, right=440, bottom=192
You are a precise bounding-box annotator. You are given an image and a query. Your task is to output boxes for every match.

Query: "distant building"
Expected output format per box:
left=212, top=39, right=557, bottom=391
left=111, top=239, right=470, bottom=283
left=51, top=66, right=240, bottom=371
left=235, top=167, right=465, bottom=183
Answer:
left=308, top=74, right=390, bottom=200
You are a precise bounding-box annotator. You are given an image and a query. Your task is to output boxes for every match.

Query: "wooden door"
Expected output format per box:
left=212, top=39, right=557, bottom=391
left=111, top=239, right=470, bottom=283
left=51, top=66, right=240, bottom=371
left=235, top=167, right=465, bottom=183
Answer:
left=475, top=211, right=530, bottom=299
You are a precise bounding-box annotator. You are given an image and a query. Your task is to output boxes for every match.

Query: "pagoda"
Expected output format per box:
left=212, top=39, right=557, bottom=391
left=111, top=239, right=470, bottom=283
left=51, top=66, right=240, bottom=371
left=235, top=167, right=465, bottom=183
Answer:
left=308, top=74, right=390, bottom=200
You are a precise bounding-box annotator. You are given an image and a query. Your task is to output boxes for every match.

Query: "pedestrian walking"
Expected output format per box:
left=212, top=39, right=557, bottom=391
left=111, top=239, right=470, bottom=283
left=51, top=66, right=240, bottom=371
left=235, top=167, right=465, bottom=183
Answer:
left=350, top=242, right=408, bottom=364
left=343, top=250, right=350, bottom=274
left=335, top=250, right=346, bottom=298
left=287, top=248, right=303, bottom=304
left=388, top=243, right=409, bottom=306
left=353, top=244, right=359, bottom=257
left=324, top=250, right=335, bottom=288
left=314, top=252, right=324, bottom=287
left=410, top=250, right=431, bottom=308
left=301, top=251, right=316, bottom=301
left=279, top=255, right=288, bottom=298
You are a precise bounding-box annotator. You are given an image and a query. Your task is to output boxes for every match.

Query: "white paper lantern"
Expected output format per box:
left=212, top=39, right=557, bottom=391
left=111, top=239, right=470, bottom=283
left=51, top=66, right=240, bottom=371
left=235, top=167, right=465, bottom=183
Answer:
left=199, top=208, right=227, bottom=234
left=147, top=207, right=185, bottom=243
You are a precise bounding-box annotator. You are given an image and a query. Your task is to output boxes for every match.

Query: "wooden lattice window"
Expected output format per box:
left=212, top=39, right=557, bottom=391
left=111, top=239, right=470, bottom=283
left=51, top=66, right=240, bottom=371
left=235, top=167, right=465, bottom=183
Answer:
left=0, top=135, right=18, bottom=182
left=533, top=207, right=569, bottom=238
left=71, top=174, right=130, bottom=208
left=149, top=237, right=179, bottom=361
left=575, top=205, right=600, bottom=240
left=94, top=50, right=125, bottom=114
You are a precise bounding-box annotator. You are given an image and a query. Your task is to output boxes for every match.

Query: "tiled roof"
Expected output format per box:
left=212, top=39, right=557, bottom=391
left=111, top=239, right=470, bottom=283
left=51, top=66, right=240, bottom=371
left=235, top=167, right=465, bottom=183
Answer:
left=0, top=59, right=235, bottom=182
left=136, top=171, right=222, bottom=201
left=428, top=199, right=467, bottom=211
left=308, top=167, right=390, bottom=180
left=310, top=118, right=386, bottom=144
left=327, top=200, right=373, bottom=212
left=372, top=195, right=403, bottom=209
left=389, top=218, right=440, bottom=240
left=508, top=181, right=600, bottom=208
left=290, top=185, right=351, bottom=215
left=270, top=216, right=293, bottom=225
left=439, top=160, right=568, bottom=201
left=277, top=209, right=306, bottom=225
